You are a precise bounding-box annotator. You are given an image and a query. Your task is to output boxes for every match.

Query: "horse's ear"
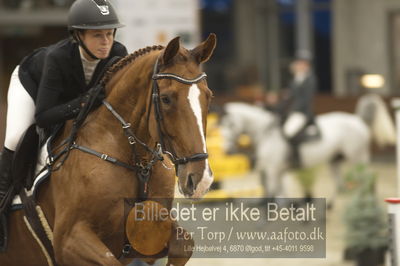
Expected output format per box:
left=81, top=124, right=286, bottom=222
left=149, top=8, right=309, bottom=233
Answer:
left=191, top=33, right=217, bottom=64
left=162, top=36, right=181, bottom=65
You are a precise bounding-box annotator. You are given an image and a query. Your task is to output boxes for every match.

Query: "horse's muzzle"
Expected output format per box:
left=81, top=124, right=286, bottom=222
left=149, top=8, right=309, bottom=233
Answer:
left=177, top=162, right=214, bottom=199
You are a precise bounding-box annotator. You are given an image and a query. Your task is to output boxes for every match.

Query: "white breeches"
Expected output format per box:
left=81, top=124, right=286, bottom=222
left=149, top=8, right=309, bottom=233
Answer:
left=4, top=66, right=35, bottom=151
left=283, top=112, right=307, bottom=138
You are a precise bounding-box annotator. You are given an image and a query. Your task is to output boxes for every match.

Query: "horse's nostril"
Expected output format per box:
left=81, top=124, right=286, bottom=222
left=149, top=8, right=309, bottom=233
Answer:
left=187, top=173, right=194, bottom=191
left=187, top=173, right=199, bottom=193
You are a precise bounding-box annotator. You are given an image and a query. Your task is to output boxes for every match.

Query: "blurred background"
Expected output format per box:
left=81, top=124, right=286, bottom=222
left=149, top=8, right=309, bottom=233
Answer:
left=1, top=0, right=399, bottom=265
left=1, top=0, right=400, bottom=139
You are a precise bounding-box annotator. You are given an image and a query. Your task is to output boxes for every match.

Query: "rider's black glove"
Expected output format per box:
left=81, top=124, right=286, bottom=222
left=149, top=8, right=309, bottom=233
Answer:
left=82, top=85, right=106, bottom=109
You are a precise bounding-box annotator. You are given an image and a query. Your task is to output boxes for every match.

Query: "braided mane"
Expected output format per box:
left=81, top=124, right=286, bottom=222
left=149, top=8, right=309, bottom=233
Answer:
left=100, top=45, right=164, bottom=86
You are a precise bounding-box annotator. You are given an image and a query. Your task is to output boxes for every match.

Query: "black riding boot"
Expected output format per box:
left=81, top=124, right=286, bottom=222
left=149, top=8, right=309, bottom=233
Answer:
left=0, top=147, right=13, bottom=251
left=0, top=148, right=14, bottom=207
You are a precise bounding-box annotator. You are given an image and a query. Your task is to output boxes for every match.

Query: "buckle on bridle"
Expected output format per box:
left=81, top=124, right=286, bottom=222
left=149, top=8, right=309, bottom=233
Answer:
left=46, top=156, right=54, bottom=166
left=128, top=136, right=136, bottom=145
left=155, top=143, right=164, bottom=159
left=122, top=123, right=131, bottom=129
left=122, top=244, right=131, bottom=255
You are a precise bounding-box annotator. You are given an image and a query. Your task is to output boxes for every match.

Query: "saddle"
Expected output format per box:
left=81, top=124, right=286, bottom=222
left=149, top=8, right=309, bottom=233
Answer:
left=287, top=119, right=321, bottom=169
left=298, top=120, right=321, bottom=143
left=290, top=117, right=321, bottom=144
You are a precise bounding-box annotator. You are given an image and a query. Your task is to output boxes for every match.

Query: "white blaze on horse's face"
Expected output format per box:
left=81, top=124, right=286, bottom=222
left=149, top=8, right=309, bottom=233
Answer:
left=180, top=84, right=213, bottom=198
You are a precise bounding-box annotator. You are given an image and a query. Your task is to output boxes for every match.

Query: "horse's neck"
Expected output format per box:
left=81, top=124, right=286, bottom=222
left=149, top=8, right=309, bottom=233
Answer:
left=82, top=54, right=157, bottom=158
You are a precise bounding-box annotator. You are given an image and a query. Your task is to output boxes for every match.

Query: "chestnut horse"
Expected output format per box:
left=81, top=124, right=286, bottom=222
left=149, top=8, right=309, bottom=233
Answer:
left=0, top=34, right=216, bottom=265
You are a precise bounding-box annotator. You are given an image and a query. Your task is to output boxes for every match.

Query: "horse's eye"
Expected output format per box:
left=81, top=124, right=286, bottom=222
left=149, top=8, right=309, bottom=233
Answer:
left=161, top=96, right=171, bottom=105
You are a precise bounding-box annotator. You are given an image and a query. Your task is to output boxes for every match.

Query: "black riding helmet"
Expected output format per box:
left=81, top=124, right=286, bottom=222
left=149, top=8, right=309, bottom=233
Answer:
left=68, top=0, right=124, bottom=60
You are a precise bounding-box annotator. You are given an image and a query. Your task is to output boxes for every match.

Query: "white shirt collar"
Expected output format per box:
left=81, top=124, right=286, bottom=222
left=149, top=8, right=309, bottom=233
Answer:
left=79, top=47, right=100, bottom=64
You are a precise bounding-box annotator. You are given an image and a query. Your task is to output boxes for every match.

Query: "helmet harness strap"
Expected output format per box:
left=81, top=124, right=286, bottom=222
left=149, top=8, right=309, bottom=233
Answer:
left=74, top=31, right=99, bottom=61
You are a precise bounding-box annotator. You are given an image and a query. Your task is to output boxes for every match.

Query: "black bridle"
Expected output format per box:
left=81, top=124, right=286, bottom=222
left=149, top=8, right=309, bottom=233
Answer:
left=151, top=57, right=209, bottom=167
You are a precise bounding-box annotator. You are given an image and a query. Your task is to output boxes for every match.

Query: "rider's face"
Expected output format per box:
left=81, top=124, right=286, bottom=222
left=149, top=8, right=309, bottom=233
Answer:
left=79, top=29, right=114, bottom=60
left=290, top=59, right=310, bottom=75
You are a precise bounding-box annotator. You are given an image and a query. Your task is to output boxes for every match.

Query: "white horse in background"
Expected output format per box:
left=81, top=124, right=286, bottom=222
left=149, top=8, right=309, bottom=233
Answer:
left=219, top=94, right=396, bottom=204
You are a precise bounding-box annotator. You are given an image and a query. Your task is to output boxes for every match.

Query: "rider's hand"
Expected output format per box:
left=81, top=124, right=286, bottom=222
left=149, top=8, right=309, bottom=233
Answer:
left=83, top=85, right=105, bottom=108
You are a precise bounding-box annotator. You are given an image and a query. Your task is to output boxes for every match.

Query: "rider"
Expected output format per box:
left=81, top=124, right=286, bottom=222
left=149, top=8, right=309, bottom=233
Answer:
left=0, top=0, right=127, bottom=217
left=281, top=55, right=317, bottom=167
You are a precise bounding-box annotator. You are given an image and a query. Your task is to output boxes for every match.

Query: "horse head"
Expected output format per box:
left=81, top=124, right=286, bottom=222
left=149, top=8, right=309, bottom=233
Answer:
left=150, top=34, right=216, bottom=198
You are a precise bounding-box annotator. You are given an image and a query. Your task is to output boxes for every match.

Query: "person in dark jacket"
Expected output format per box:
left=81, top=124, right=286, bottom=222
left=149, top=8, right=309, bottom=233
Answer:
left=281, top=56, right=317, bottom=167
left=0, top=0, right=128, bottom=215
